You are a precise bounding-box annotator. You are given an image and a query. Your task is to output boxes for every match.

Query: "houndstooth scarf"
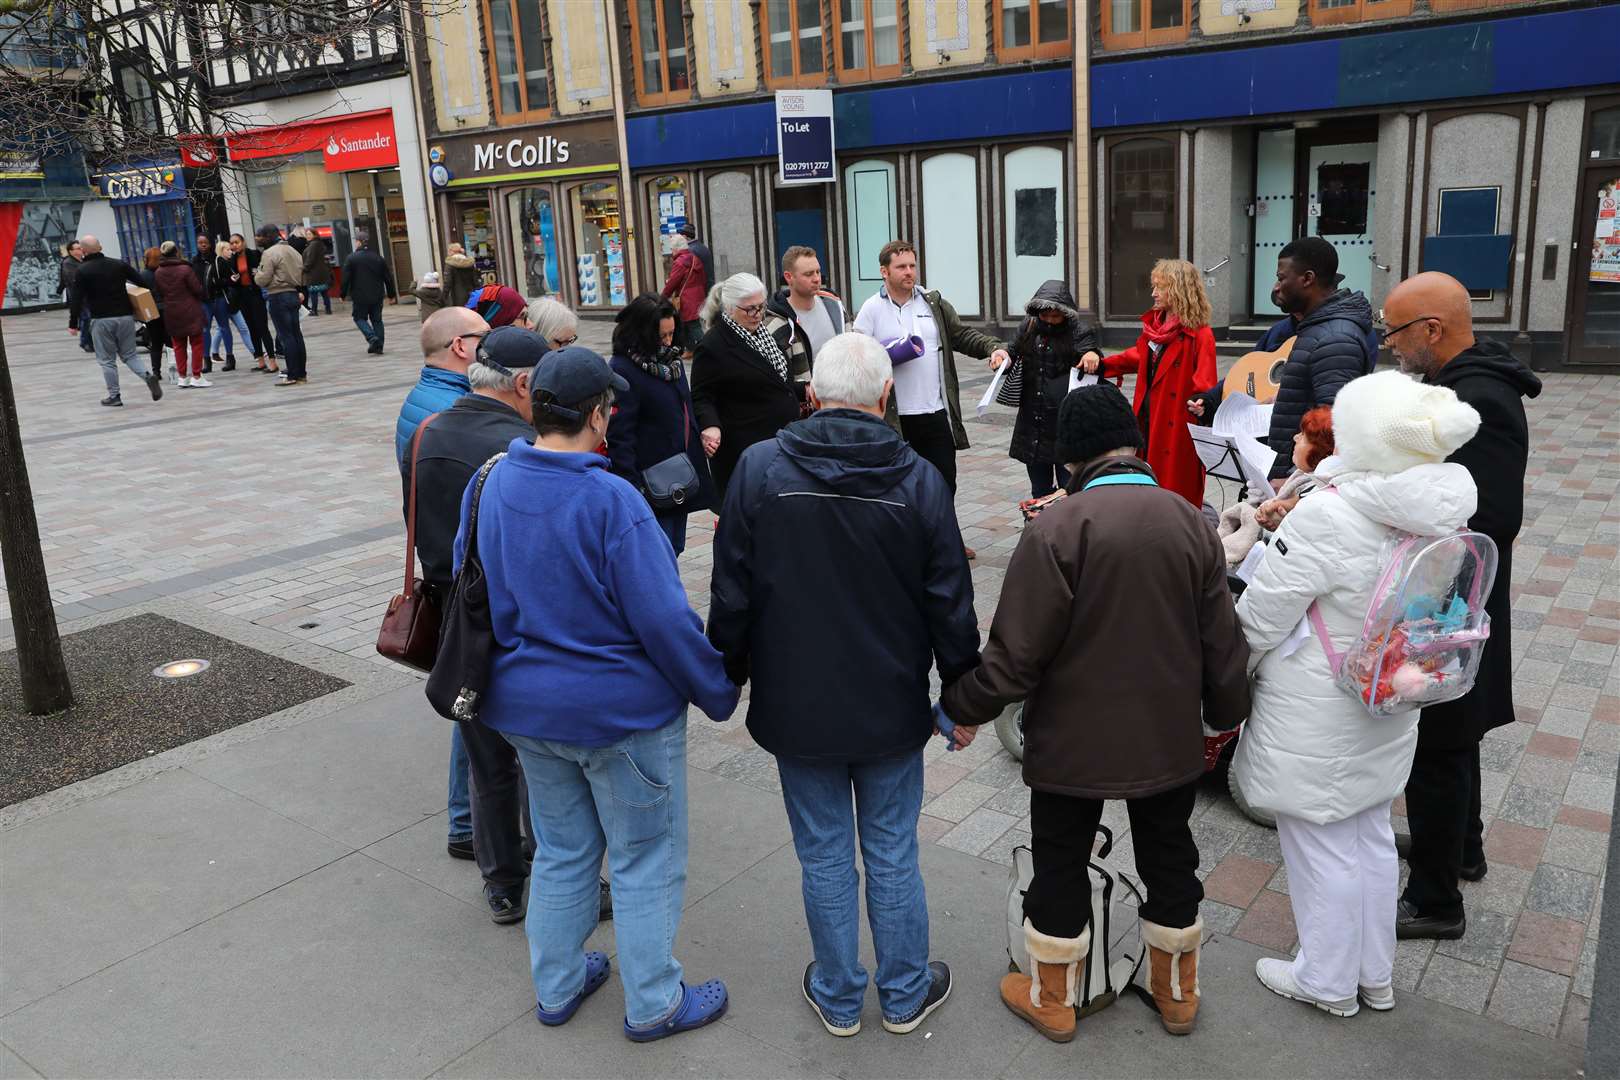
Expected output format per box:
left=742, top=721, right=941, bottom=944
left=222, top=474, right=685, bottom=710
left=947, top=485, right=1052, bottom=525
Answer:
left=722, top=312, right=789, bottom=382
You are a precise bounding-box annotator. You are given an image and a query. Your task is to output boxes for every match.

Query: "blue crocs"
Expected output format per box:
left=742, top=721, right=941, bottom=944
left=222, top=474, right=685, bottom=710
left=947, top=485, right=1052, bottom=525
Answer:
left=623, top=979, right=729, bottom=1042
left=536, top=951, right=610, bottom=1027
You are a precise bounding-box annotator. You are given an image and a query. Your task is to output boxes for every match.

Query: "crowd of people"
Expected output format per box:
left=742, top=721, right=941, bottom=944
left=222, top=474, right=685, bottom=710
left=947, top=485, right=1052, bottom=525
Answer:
left=62, top=225, right=403, bottom=401
left=378, top=223, right=1540, bottom=1046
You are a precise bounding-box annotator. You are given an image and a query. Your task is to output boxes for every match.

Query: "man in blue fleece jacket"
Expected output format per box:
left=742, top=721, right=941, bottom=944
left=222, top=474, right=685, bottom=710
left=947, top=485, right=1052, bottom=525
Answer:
left=453, top=345, right=739, bottom=1041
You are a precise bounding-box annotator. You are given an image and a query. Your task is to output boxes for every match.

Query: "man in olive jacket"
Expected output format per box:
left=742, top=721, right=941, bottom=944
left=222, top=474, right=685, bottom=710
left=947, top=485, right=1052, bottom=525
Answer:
left=852, top=239, right=1008, bottom=559
left=941, top=384, right=1249, bottom=1044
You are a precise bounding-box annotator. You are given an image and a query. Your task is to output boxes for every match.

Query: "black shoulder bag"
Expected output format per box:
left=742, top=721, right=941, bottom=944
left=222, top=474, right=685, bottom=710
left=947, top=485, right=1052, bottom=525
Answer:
left=425, top=453, right=504, bottom=722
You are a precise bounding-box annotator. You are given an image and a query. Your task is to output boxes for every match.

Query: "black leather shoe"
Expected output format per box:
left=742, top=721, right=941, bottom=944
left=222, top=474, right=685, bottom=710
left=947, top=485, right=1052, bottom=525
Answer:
left=1396, top=899, right=1465, bottom=940
left=1461, top=859, right=1488, bottom=883
left=446, top=837, right=475, bottom=860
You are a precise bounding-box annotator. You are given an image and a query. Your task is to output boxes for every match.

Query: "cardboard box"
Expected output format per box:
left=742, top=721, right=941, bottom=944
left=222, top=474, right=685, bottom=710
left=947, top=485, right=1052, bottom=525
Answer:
left=126, top=282, right=158, bottom=323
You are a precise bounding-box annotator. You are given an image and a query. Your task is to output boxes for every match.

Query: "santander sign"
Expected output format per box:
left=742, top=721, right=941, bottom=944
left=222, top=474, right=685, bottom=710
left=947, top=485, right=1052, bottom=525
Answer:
left=322, top=121, right=397, bottom=171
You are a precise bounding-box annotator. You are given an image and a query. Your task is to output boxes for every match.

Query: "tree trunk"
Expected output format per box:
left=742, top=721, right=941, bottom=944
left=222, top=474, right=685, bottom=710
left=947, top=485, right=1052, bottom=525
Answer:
left=0, top=319, right=73, bottom=713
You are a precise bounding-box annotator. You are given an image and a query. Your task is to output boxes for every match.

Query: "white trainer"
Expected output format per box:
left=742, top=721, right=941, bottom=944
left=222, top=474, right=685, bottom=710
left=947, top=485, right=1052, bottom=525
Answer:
left=1255, top=958, right=1359, bottom=1017
left=1358, top=983, right=1395, bottom=1011
left=190, top=376, right=213, bottom=388
left=178, top=376, right=192, bottom=388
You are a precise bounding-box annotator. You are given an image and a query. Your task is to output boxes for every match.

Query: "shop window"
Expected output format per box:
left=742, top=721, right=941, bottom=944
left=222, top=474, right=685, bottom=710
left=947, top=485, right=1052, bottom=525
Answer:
left=484, top=0, right=550, bottom=121
left=843, top=158, right=897, bottom=310
left=6, top=200, right=84, bottom=309
left=1310, top=0, right=1413, bottom=25
left=995, top=0, right=1069, bottom=62
left=1101, top=0, right=1189, bottom=49
left=630, top=0, right=691, bottom=106
left=647, top=174, right=691, bottom=283
left=507, top=187, right=559, bottom=299
left=570, top=181, right=626, bottom=307
left=764, top=0, right=827, bottom=87
left=835, top=0, right=901, bottom=84
left=1002, top=146, right=1064, bottom=315
left=921, top=152, right=981, bottom=317
left=706, top=170, right=758, bottom=282
left=1106, top=135, right=1177, bottom=319
left=1589, top=105, right=1620, bottom=163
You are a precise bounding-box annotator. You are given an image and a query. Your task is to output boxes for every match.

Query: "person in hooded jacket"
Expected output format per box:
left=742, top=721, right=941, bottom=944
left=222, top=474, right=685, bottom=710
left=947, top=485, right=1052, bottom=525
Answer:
left=998, top=280, right=1102, bottom=498
left=1379, top=271, right=1543, bottom=941
left=708, top=331, right=978, bottom=1039
left=1235, top=369, right=1480, bottom=1018
left=607, top=294, right=715, bottom=555
left=152, top=242, right=209, bottom=388
left=659, top=234, right=707, bottom=351
left=443, top=243, right=481, bottom=308
left=1081, top=259, right=1215, bottom=508
left=1258, top=237, right=1376, bottom=483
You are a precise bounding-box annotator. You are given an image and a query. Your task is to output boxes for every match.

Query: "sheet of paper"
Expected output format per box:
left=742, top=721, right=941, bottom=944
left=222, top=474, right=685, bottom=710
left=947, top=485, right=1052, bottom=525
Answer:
left=1277, top=615, right=1313, bottom=659
left=1234, top=540, right=1267, bottom=584
left=1068, top=369, right=1099, bottom=392
left=977, top=362, right=1010, bottom=417
left=1213, top=391, right=1273, bottom=439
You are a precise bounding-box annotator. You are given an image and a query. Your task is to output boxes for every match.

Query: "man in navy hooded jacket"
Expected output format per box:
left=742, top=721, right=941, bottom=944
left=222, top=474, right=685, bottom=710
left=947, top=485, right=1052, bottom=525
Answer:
left=708, top=331, right=980, bottom=1038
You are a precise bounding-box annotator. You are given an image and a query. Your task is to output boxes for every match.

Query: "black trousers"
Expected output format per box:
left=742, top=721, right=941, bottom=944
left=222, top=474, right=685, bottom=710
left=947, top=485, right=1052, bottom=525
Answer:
left=1025, top=463, right=1071, bottom=499
left=1024, top=781, right=1203, bottom=939
left=899, top=410, right=958, bottom=494
left=459, top=716, right=534, bottom=897
left=1401, top=739, right=1484, bottom=920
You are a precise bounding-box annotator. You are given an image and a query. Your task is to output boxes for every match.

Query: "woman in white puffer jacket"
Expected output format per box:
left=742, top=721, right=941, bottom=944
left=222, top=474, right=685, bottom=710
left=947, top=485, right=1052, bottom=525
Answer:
left=1234, top=369, right=1480, bottom=1019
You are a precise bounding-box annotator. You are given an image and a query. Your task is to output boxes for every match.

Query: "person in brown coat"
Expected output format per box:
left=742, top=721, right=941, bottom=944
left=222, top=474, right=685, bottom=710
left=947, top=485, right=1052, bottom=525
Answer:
left=152, top=242, right=210, bottom=388
left=941, top=383, right=1250, bottom=1044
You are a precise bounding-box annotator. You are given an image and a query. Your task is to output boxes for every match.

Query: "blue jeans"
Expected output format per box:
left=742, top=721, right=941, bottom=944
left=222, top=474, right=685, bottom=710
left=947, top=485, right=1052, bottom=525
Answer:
left=656, top=512, right=686, bottom=555
left=306, top=284, right=331, bottom=313
left=266, top=292, right=307, bottom=378
left=448, top=725, right=472, bottom=841
left=205, top=299, right=251, bottom=358
left=352, top=300, right=384, bottom=347
left=776, top=751, right=930, bottom=1025
left=505, top=722, right=689, bottom=1026
left=78, top=304, right=93, bottom=351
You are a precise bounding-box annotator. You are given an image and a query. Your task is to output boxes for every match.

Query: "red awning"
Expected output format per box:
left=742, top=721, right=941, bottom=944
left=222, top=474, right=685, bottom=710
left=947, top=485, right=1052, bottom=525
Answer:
left=218, top=109, right=399, bottom=172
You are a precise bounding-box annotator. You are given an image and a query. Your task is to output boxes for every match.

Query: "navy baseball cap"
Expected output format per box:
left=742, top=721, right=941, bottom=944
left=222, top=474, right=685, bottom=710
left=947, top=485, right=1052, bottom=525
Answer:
left=534, top=345, right=628, bottom=420
left=477, top=326, right=550, bottom=373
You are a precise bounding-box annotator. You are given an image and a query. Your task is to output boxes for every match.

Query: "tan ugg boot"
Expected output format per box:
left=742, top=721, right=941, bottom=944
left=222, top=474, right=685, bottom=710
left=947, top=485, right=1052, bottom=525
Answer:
left=1000, top=920, right=1090, bottom=1043
left=1142, top=918, right=1203, bottom=1035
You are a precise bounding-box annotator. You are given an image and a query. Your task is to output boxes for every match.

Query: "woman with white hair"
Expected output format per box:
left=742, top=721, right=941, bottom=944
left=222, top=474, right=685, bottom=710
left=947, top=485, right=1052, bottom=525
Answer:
left=1236, top=370, right=1480, bottom=1019
left=690, top=272, right=803, bottom=498
left=525, top=296, right=580, bottom=352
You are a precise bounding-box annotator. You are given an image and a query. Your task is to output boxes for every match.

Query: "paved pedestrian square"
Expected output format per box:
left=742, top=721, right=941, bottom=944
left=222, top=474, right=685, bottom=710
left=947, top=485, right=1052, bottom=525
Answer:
left=0, top=303, right=1611, bottom=1075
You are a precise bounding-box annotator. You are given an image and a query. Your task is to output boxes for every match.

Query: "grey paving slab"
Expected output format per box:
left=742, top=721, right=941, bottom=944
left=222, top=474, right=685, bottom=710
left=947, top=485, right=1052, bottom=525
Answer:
left=0, top=854, right=536, bottom=1079
left=184, top=681, right=450, bottom=848
left=360, top=811, right=492, bottom=909
left=675, top=841, right=1042, bottom=1080
left=685, top=765, right=794, bottom=905
left=0, top=1044, right=40, bottom=1080
left=433, top=1008, right=838, bottom=1079
left=0, top=767, right=346, bottom=1016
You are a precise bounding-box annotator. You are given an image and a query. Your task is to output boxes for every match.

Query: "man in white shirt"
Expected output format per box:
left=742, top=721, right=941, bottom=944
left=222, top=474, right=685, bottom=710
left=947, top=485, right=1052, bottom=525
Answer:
left=764, top=245, right=847, bottom=385
left=852, top=240, right=1009, bottom=559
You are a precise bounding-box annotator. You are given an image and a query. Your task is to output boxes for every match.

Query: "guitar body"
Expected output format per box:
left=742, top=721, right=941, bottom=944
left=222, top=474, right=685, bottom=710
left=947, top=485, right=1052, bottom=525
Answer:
left=1222, top=335, right=1294, bottom=404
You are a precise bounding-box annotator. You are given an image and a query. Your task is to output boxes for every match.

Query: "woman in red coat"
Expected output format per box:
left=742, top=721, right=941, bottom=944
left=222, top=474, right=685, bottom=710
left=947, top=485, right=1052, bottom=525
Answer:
left=659, top=234, right=708, bottom=353
left=1082, top=259, right=1216, bottom=507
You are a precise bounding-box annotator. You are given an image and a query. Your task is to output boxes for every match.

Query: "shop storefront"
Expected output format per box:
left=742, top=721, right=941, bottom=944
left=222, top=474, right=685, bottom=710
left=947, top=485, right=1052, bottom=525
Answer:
left=214, top=108, right=414, bottom=280
left=0, top=148, right=102, bottom=312
left=428, top=117, right=626, bottom=311
left=99, top=160, right=197, bottom=259
left=625, top=69, right=1074, bottom=328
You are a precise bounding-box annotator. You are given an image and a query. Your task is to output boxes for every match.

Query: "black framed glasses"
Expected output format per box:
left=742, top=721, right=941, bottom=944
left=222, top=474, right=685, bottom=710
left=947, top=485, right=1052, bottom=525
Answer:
left=446, top=329, right=490, bottom=351
left=1376, top=313, right=1440, bottom=344
left=736, top=302, right=767, bottom=317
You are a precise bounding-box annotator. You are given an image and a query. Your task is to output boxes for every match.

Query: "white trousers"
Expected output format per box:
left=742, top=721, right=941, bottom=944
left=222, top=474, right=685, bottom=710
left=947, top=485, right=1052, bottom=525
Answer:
left=1274, top=799, right=1398, bottom=1001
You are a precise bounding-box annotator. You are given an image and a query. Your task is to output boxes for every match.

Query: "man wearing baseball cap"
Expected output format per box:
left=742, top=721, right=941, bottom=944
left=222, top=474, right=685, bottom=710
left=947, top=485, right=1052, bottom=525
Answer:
left=458, top=344, right=740, bottom=1040
left=404, top=325, right=556, bottom=925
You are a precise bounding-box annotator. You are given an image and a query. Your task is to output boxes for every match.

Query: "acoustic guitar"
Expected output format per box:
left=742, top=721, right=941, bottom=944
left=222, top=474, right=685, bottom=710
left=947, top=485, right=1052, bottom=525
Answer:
left=1222, top=335, right=1295, bottom=405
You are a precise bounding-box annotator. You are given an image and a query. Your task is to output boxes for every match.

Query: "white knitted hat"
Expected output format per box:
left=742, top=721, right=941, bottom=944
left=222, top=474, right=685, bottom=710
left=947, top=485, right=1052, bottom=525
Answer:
left=1331, top=370, right=1481, bottom=475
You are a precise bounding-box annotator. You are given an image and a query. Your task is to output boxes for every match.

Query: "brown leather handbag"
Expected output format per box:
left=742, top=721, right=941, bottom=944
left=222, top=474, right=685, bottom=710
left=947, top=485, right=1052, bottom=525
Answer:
left=376, top=415, right=441, bottom=671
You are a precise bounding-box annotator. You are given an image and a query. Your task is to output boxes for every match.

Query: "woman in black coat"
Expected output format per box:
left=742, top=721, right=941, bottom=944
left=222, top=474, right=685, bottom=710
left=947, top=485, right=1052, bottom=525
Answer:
left=1003, top=280, right=1101, bottom=497
left=607, top=294, right=716, bottom=555
left=689, top=272, right=802, bottom=502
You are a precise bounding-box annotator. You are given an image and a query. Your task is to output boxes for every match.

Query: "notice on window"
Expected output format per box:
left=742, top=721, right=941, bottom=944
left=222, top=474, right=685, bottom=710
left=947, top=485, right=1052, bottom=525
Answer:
left=1015, top=188, right=1058, bottom=257
left=1591, top=180, right=1620, bottom=285
left=776, top=90, right=835, bottom=185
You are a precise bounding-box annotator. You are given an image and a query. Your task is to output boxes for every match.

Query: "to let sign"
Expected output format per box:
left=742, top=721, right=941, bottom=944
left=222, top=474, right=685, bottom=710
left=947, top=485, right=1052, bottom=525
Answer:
left=776, top=90, right=834, bottom=185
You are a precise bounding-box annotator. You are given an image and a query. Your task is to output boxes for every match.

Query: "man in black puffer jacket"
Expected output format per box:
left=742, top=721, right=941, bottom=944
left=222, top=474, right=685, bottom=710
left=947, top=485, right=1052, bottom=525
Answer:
left=1264, top=237, right=1376, bottom=481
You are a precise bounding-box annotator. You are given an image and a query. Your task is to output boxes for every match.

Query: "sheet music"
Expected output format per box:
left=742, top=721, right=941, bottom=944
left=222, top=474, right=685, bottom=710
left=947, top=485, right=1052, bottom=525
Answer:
left=1212, top=391, right=1273, bottom=439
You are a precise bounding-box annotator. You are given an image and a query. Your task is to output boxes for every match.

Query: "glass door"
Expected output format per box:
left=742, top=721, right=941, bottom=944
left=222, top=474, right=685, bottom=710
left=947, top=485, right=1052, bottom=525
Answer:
left=1569, top=169, right=1620, bottom=366
left=1251, top=128, right=1295, bottom=316
left=1306, top=141, right=1377, bottom=300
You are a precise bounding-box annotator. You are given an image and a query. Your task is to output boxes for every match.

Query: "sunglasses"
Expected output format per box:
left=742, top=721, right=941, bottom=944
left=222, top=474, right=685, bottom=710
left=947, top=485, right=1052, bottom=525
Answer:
left=1375, top=313, right=1440, bottom=344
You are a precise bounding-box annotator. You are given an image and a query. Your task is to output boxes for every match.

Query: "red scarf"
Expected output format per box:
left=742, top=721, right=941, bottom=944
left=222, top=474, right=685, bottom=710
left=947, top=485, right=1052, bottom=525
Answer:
left=1140, top=308, right=1185, bottom=346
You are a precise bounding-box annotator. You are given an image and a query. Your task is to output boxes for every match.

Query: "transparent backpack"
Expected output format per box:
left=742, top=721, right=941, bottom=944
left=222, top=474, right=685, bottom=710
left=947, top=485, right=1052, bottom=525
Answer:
left=1309, top=530, right=1499, bottom=717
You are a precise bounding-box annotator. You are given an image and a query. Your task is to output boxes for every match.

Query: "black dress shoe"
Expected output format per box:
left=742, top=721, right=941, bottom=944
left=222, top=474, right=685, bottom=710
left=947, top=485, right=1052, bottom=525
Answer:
left=447, top=837, right=475, bottom=860
left=1396, top=899, right=1466, bottom=940
left=1461, top=859, right=1488, bottom=883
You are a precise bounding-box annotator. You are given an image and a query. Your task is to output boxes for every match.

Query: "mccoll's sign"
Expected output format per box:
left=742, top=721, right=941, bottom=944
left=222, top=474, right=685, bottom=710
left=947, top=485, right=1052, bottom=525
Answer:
left=472, top=135, right=571, bottom=172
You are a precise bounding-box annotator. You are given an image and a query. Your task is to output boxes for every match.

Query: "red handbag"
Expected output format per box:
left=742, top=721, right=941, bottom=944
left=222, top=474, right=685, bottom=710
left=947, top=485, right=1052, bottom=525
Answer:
left=376, top=415, right=442, bottom=670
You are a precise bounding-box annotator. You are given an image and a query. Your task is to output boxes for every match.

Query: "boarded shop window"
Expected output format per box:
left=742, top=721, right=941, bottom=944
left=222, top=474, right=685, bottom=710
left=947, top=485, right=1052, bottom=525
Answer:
left=921, top=152, right=981, bottom=317
left=483, top=0, right=550, bottom=121
left=764, top=0, right=827, bottom=87
left=1003, top=146, right=1065, bottom=314
left=844, top=158, right=897, bottom=309
left=1014, top=188, right=1057, bottom=257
